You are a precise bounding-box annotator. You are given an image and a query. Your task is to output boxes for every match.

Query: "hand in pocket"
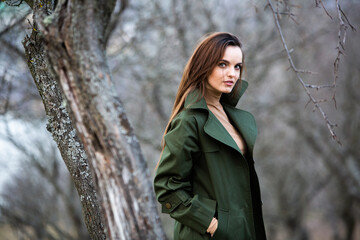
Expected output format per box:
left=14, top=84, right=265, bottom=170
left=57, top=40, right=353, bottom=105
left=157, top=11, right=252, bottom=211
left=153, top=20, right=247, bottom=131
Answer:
left=207, top=217, right=218, bottom=237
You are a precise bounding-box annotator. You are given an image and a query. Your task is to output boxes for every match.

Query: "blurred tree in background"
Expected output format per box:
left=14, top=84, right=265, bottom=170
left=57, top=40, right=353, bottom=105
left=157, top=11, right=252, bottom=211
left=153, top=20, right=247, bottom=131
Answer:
left=0, top=0, right=359, bottom=240
left=1, top=0, right=165, bottom=239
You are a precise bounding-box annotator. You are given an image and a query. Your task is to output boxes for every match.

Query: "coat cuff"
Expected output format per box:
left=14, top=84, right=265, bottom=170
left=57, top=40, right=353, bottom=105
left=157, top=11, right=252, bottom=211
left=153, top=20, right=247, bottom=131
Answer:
left=161, top=189, right=191, bottom=213
left=160, top=190, right=217, bottom=234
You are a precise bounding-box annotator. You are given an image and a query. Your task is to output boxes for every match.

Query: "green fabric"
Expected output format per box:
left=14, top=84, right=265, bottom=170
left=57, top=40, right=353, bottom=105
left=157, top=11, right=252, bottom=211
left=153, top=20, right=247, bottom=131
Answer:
left=154, top=81, right=267, bottom=240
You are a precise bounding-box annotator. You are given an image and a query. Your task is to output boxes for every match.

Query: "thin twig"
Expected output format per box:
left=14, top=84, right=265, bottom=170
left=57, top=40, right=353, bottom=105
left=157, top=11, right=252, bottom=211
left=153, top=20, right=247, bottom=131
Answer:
left=315, top=0, right=333, bottom=19
left=314, top=99, right=328, bottom=104
left=288, top=15, right=299, bottom=25
left=295, top=69, right=318, bottom=74
left=0, top=72, right=12, bottom=115
left=334, top=0, right=344, bottom=90
left=332, top=2, right=356, bottom=110
left=273, top=11, right=296, bottom=17
left=267, top=0, right=341, bottom=144
left=305, top=84, right=335, bottom=90
left=4, top=0, right=24, bottom=7
left=339, top=5, right=356, bottom=31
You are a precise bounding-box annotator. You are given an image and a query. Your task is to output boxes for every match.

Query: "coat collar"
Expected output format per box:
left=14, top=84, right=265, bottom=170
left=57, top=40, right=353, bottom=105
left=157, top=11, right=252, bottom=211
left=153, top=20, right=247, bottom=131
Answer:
left=184, top=80, right=256, bottom=157
left=184, top=80, right=248, bottom=110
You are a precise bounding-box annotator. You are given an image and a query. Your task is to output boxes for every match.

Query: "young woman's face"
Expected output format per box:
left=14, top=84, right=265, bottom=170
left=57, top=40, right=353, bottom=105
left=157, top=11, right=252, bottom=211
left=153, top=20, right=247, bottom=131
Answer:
left=206, top=46, right=243, bottom=95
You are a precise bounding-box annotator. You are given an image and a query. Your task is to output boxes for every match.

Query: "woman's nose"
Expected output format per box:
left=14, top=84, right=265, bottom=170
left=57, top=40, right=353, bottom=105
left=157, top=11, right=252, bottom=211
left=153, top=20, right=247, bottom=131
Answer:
left=228, top=67, right=236, bottom=78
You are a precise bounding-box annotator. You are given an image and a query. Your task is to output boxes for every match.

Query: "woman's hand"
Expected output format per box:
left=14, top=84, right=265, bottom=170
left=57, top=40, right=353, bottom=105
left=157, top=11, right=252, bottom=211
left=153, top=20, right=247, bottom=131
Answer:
left=206, top=217, right=218, bottom=237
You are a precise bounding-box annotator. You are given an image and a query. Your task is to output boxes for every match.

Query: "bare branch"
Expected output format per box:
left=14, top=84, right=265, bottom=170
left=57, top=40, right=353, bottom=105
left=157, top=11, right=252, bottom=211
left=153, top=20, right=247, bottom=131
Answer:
left=200, top=0, right=217, bottom=31
left=297, top=125, right=360, bottom=200
left=104, top=0, right=129, bottom=46
left=0, top=38, right=25, bottom=58
left=0, top=204, right=76, bottom=240
left=267, top=0, right=341, bottom=144
left=0, top=72, right=12, bottom=115
left=289, top=15, right=300, bottom=25
left=339, top=4, right=356, bottom=31
left=171, top=0, right=190, bottom=59
left=313, top=98, right=328, bottom=104
left=6, top=142, right=69, bottom=205
left=0, top=10, right=30, bottom=38
left=315, top=0, right=333, bottom=19
left=4, top=0, right=24, bottom=7
left=332, top=0, right=356, bottom=108
left=273, top=11, right=296, bottom=17
left=294, top=69, right=318, bottom=74
left=23, top=0, right=33, bottom=8
left=305, top=84, right=335, bottom=90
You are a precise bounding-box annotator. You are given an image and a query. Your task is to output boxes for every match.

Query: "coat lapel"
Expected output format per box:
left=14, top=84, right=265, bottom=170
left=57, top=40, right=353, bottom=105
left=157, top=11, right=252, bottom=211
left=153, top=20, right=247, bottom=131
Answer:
left=184, top=80, right=257, bottom=156
left=203, top=111, right=242, bottom=154
left=223, top=105, right=257, bottom=156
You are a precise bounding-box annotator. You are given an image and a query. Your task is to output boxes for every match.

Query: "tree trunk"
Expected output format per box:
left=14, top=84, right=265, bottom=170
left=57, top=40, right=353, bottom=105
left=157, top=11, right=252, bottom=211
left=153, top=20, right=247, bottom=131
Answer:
left=23, top=12, right=106, bottom=240
left=32, top=0, right=166, bottom=239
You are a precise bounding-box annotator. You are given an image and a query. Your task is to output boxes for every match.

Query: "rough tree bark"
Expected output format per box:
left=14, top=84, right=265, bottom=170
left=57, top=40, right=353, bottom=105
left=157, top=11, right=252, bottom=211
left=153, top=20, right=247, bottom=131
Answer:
left=22, top=2, right=106, bottom=239
left=30, top=0, right=166, bottom=239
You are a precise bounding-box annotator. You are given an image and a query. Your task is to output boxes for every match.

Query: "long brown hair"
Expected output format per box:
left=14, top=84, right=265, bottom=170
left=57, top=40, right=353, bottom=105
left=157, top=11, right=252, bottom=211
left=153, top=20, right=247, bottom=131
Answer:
left=157, top=32, right=245, bottom=167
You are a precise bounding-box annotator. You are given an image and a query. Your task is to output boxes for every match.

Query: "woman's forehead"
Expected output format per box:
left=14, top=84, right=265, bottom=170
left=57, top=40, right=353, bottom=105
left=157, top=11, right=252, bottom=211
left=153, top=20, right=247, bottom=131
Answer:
left=222, top=46, right=243, bottom=63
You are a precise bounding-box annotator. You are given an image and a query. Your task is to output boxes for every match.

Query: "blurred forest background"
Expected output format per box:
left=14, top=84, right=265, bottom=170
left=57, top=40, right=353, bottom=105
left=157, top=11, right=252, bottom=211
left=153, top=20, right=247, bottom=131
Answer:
left=0, top=0, right=359, bottom=239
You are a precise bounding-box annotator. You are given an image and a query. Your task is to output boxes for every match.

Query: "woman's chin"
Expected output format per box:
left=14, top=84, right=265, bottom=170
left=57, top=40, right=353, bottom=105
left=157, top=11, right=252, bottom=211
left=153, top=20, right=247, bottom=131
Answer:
left=221, top=88, right=233, bottom=94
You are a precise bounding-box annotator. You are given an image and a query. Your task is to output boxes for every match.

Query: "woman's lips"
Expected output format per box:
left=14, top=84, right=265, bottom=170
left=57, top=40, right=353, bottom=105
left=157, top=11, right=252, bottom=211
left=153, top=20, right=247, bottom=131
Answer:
left=224, top=81, right=234, bottom=86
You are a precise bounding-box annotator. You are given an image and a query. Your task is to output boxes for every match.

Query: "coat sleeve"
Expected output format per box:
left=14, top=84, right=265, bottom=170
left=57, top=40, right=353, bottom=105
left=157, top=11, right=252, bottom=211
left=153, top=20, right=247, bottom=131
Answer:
left=154, top=115, right=216, bottom=234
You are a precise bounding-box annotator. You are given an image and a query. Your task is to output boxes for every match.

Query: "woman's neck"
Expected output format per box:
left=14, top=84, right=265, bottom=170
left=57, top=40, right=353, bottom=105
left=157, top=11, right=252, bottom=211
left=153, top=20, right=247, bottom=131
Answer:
left=204, top=85, right=222, bottom=107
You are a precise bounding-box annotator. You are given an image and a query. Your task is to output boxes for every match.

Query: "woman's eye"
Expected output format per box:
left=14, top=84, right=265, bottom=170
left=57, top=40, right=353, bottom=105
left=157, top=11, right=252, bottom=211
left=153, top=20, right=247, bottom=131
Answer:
left=235, top=65, right=241, bottom=70
left=218, top=63, right=226, bottom=68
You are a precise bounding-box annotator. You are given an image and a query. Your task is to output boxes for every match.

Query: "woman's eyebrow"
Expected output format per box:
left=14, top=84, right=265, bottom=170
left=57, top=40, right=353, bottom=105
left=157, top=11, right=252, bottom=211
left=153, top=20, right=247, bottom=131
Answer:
left=220, top=59, right=243, bottom=65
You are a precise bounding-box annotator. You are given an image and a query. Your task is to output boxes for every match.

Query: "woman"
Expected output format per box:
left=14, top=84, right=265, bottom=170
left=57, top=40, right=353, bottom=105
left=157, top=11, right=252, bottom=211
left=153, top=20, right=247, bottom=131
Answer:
left=154, top=32, right=266, bottom=240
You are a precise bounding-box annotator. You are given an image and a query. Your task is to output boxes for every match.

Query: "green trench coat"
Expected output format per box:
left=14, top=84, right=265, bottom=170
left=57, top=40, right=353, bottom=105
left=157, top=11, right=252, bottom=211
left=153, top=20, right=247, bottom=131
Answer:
left=154, top=81, right=267, bottom=240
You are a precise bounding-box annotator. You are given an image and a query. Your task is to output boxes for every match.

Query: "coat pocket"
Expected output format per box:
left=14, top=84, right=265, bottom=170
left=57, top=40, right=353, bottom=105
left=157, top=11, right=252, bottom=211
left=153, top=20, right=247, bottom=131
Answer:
left=212, top=208, right=229, bottom=240
left=227, top=209, right=253, bottom=240
left=175, top=221, right=210, bottom=240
